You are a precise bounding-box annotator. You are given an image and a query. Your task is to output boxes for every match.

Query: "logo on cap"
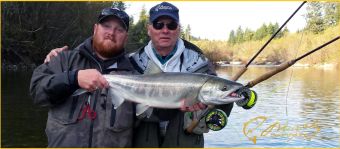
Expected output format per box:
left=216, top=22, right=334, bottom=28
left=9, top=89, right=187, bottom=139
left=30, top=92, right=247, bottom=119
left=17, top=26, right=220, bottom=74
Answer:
left=155, top=5, right=173, bottom=11
left=149, top=2, right=179, bottom=23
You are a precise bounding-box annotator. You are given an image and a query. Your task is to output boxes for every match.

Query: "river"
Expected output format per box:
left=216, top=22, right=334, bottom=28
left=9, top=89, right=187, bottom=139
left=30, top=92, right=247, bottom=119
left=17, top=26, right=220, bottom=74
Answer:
left=1, top=66, right=339, bottom=147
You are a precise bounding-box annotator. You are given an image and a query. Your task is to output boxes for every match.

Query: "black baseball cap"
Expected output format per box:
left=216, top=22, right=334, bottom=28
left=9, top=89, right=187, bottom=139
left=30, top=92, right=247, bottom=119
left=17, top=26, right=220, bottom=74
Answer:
left=98, top=7, right=129, bottom=31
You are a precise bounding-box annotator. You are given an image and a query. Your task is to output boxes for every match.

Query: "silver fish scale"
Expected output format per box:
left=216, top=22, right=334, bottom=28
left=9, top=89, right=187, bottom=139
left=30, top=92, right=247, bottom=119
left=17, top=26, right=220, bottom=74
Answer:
left=104, top=73, right=211, bottom=108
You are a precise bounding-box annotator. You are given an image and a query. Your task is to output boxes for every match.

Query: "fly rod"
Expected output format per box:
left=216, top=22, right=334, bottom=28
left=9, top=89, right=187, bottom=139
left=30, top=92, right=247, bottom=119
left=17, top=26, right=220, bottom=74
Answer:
left=186, top=36, right=340, bottom=133
left=231, top=1, right=307, bottom=81
left=185, top=1, right=307, bottom=134
left=245, top=36, right=340, bottom=88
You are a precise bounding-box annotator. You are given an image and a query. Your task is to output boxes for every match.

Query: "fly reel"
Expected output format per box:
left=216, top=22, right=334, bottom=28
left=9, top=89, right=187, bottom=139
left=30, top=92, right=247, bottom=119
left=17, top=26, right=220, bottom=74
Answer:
left=205, top=109, right=227, bottom=131
left=236, top=90, right=257, bottom=109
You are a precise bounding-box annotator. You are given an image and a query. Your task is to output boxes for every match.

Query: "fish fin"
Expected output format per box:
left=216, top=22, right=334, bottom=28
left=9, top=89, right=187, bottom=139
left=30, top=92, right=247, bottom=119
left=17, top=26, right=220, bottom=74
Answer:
left=108, top=88, right=125, bottom=109
left=136, top=104, right=153, bottom=118
left=144, top=59, right=163, bottom=74
left=72, top=89, right=87, bottom=96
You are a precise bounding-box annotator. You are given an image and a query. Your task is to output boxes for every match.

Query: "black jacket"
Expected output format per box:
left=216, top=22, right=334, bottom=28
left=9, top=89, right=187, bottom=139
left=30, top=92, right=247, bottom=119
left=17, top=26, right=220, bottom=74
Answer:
left=30, top=37, right=135, bottom=147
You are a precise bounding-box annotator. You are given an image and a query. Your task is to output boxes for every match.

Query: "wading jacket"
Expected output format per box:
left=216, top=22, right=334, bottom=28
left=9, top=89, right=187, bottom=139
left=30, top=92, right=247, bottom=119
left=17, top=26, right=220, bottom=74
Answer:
left=129, top=39, right=234, bottom=147
left=30, top=37, right=135, bottom=147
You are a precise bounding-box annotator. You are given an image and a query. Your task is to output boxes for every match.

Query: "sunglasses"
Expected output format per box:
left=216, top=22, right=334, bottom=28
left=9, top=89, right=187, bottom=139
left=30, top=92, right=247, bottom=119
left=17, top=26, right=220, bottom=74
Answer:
left=152, top=22, right=178, bottom=30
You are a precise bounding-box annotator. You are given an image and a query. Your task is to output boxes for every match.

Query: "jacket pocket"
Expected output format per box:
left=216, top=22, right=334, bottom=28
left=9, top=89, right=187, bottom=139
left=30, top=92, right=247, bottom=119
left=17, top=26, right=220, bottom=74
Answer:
left=49, top=95, right=85, bottom=125
left=106, top=100, right=134, bottom=132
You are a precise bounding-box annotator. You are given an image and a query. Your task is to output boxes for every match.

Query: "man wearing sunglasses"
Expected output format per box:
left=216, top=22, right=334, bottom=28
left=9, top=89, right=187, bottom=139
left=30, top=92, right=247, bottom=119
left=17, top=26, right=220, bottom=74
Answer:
left=129, top=2, right=234, bottom=148
left=30, top=8, right=136, bottom=147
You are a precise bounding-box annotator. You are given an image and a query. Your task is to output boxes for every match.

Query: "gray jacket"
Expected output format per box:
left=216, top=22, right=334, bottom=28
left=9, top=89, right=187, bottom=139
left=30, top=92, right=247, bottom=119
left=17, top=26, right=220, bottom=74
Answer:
left=30, top=37, right=135, bottom=147
left=129, top=39, right=234, bottom=147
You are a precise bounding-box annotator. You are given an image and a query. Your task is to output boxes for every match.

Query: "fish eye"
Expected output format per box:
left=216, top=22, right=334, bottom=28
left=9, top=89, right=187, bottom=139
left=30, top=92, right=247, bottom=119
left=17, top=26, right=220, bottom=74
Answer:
left=221, top=86, right=228, bottom=91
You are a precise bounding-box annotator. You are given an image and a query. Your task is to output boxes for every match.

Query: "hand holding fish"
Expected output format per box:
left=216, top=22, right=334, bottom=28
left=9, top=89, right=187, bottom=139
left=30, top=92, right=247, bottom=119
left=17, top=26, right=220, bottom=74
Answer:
left=78, top=69, right=109, bottom=92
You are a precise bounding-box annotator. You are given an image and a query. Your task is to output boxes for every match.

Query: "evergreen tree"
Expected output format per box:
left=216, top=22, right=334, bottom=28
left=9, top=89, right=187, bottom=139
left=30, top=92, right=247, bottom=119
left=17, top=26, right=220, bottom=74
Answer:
left=184, top=24, right=192, bottom=41
left=254, top=23, right=268, bottom=40
left=2, top=2, right=113, bottom=64
left=281, top=27, right=289, bottom=37
left=337, top=3, right=340, bottom=23
left=267, top=23, right=276, bottom=36
left=127, top=6, right=149, bottom=52
left=235, top=26, right=244, bottom=43
left=111, top=1, right=126, bottom=10
left=180, top=26, right=185, bottom=39
left=306, top=2, right=325, bottom=34
left=243, top=28, right=254, bottom=41
left=323, top=2, right=338, bottom=26
left=228, top=30, right=236, bottom=45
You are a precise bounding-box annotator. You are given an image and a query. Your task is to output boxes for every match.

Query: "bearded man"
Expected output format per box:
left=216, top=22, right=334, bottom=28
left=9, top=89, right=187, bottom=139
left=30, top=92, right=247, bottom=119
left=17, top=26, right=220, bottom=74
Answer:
left=30, top=7, right=135, bottom=147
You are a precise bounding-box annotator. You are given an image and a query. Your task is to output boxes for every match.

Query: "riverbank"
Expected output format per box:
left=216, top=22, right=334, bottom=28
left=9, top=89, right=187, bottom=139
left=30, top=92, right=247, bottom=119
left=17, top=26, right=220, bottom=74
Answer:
left=2, top=62, right=339, bottom=72
left=215, top=61, right=339, bottom=69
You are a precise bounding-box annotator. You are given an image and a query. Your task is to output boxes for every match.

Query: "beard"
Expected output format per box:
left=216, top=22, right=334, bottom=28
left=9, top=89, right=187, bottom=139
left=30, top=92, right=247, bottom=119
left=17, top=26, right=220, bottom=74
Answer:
left=92, top=35, right=124, bottom=58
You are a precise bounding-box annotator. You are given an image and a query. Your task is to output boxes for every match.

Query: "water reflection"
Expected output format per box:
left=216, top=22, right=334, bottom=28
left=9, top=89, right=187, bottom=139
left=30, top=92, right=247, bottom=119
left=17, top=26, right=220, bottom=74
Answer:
left=1, top=70, right=48, bottom=147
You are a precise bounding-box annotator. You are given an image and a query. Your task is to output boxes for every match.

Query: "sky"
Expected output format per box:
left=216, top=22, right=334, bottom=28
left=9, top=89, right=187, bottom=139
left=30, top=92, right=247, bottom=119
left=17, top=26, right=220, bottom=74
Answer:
left=125, top=1, right=307, bottom=41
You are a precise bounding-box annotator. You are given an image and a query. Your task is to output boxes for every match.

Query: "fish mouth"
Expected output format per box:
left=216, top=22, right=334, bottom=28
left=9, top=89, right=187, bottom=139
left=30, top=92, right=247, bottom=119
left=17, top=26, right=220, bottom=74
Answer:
left=221, top=87, right=245, bottom=101
left=229, top=92, right=243, bottom=98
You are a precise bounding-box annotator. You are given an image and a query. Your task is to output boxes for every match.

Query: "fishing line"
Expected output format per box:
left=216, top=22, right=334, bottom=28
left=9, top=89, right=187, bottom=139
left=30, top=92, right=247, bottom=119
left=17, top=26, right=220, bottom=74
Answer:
left=284, top=27, right=305, bottom=116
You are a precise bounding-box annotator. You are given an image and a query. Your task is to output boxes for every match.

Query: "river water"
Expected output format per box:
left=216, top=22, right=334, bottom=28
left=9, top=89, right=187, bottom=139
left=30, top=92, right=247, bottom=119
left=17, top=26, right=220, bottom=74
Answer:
left=2, top=66, right=339, bottom=147
left=205, top=66, right=340, bottom=147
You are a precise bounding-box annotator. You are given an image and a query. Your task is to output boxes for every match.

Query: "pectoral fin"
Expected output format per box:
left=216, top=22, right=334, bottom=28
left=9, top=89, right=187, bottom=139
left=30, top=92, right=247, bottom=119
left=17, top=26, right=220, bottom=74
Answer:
left=136, top=104, right=153, bottom=118
left=108, top=88, right=125, bottom=109
left=144, top=60, right=163, bottom=74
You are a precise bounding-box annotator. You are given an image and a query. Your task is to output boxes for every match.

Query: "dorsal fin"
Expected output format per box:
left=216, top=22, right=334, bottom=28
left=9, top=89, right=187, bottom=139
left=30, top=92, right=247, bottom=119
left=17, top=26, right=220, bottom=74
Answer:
left=144, top=59, right=163, bottom=74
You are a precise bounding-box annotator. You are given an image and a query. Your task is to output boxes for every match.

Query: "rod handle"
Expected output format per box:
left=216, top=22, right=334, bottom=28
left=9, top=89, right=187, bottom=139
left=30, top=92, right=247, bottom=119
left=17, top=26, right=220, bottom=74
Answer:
left=185, top=119, right=200, bottom=134
left=185, top=105, right=214, bottom=134
left=246, top=60, right=296, bottom=88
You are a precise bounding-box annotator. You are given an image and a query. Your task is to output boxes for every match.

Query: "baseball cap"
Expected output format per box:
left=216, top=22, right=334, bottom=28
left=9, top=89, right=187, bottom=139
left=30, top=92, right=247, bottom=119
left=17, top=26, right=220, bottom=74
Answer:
left=98, top=7, right=130, bottom=31
left=149, top=2, right=179, bottom=23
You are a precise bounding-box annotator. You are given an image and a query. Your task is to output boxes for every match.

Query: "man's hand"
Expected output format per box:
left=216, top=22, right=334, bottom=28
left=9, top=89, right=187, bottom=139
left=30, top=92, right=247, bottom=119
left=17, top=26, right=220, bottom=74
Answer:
left=180, top=102, right=207, bottom=112
left=78, top=69, right=109, bottom=92
left=44, top=46, right=69, bottom=63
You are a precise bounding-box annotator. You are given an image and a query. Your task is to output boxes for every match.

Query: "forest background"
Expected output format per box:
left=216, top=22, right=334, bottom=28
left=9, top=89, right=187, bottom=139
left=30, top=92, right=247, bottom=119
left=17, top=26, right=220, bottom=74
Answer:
left=2, top=1, right=340, bottom=70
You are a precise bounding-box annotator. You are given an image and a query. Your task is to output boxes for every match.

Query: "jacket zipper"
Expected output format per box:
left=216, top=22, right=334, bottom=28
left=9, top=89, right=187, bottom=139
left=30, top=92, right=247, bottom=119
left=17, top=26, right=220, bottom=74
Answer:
left=86, top=54, right=103, bottom=147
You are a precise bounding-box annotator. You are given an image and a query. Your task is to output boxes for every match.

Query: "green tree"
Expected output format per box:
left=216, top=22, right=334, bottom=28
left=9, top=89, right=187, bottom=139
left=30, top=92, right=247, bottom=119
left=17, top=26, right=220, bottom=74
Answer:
left=111, top=1, right=126, bottom=10
left=235, top=26, right=244, bottom=43
left=228, top=30, right=236, bottom=45
left=267, top=23, right=276, bottom=36
left=180, top=26, right=185, bottom=39
left=127, top=6, right=149, bottom=52
left=281, top=27, right=289, bottom=37
left=184, top=24, right=192, bottom=41
left=2, top=2, right=112, bottom=65
left=306, top=2, right=325, bottom=34
left=243, top=28, right=254, bottom=41
left=254, top=23, right=268, bottom=40
left=323, top=2, right=338, bottom=26
left=337, top=3, right=340, bottom=23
